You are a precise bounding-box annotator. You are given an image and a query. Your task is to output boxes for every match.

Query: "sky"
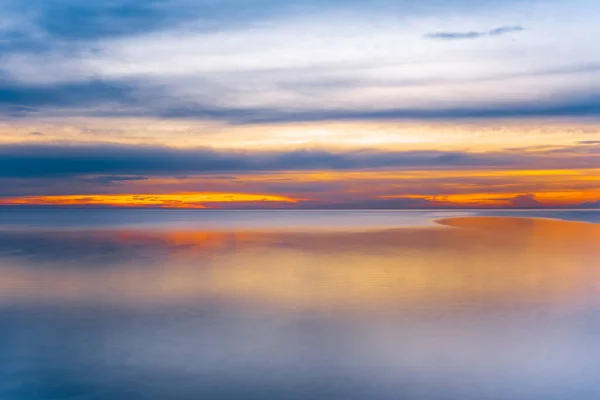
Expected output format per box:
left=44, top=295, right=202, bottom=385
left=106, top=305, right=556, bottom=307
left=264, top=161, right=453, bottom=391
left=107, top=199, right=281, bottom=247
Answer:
left=1, top=0, right=599, bottom=209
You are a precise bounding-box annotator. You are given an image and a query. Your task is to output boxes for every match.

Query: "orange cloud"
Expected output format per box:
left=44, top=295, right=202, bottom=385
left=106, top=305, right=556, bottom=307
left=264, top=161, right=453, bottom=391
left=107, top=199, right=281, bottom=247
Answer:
left=0, top=193, right=299, bottom=208
left=384, top=190, right=600, bottom=208
left=1, top=168, right=599, bottom=209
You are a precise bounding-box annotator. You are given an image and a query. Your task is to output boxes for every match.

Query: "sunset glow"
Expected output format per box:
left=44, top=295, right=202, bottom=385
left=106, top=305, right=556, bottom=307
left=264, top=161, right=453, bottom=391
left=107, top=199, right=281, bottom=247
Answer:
left=0, top=0, right=598, bottom=209
left=0, top=193, right=299, bottom=208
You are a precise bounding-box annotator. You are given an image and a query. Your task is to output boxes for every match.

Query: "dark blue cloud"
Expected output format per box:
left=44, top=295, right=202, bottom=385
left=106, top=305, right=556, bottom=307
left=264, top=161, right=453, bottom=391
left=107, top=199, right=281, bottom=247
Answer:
left=1, top=75, right=600, bottom=122
left=0, top=79, right=140, bottom=108
left=578, top=200, right=600, bottom=209
left=234, top=93, right=600, bottom=122
left=425, top=25, right=524, bottom=40
left=488, top=25, right=525, bottom=36
left=2, top=0, right=186, bottom=46
left=0, top=142, right=597, bottom=183
left=171, top=96, right=600, bottom=123
left=0, top=144, right=534, bottom=180
left=30, top=0, right=177, bottom=40
left=426, top=31, right=484, bottom=40
left=80, top=175, right=150, bottom=185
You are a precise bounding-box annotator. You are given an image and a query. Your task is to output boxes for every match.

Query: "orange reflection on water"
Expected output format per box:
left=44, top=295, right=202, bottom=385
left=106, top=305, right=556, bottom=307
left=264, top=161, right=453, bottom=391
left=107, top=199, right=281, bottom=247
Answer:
left=0, top=217, right=599, bottom=313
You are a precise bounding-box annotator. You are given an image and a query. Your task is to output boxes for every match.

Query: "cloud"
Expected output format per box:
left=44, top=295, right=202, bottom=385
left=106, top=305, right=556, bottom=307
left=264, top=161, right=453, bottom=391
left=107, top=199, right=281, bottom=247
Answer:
left=79, top=175, right=149, bottom=185
left=0, top=144, right=525, bottom=179
left=0, top=0, right=514, bottom=45
left=507, top=193, right=542, bottom=208
left=0, top=0, right=199, bottom=47
left=577, top=140, right=600, bottom=145
left=0, top=1, right=599, bottom=124
left=577, top=200, right=600, bottom=208
left=0, top=142, right=598, bottom=181
left=0, top=0, right=598, bottom=127
left=28, top=131, right=44, bottom=136
left=489, top=25, right=525, bottom=36
left=425, top=25, right=524, bottom=40
left=0, top=148, right=597, bottom=208
left=425, top=31, right=484, bottom=40
left=0, top=79, right=141, bottom=108
left=4, top=77, right=600, bottom=123
left=296, top=196, right=438, bottom=209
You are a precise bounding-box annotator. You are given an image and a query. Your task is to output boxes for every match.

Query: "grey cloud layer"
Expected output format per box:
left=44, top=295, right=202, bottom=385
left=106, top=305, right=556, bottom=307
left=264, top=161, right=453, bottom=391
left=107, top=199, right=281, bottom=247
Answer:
left=425, top=25, right=524, bottom=40
left=0, top=144, right=510, bottom=178
left=0, top=143, right=597, bottom=179
left=4, top=79, right=600, bottom=124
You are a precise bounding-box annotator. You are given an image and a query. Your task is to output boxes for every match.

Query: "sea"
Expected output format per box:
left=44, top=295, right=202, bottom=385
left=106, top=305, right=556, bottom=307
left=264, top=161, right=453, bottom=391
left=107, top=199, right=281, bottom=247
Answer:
left=0, top=208, right=599, bottom=400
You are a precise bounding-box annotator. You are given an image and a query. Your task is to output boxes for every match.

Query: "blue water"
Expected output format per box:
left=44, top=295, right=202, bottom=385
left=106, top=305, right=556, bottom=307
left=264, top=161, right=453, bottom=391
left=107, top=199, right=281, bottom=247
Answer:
left=0, top=208, right=598, bottom=230
left=0, top=209, right=599, bottom=400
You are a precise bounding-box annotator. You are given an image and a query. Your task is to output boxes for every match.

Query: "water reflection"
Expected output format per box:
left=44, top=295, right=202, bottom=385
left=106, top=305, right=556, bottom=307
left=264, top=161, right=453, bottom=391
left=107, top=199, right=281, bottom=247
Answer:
left=1, top=216, right=600, bottom=399
left=1, top=218, right=599, bottom=311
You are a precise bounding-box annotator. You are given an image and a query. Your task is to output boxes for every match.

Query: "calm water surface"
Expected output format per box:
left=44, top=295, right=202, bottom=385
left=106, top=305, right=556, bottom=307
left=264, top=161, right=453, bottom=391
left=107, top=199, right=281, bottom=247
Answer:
left=1, top=209, right=599, bottom=400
